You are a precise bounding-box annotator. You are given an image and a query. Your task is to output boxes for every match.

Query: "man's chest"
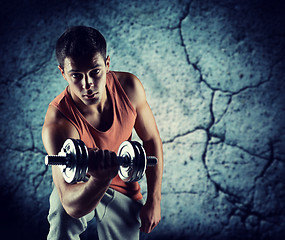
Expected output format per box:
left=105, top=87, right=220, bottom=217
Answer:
left=85, top=106, right=114, bottom=132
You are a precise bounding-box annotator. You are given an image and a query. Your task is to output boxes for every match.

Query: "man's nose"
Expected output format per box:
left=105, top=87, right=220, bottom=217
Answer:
left=83, top=75, right=94, bottom=89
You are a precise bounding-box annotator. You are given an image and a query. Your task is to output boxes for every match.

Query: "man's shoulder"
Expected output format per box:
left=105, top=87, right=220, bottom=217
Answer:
left=112, top=71, right=145, bottom=109
left=50, top=88, right=67, bottom=107
left=42, top=105, right=79, bottom=143
left=45, top=104, right=65, bottom=123
left=113, top=71, right=137, bottom=87
left=45, top=88, right=73, bottom=126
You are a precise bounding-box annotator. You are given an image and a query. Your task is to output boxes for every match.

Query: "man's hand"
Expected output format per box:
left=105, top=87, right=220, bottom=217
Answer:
left=87, top=148, right=119, bottom=183
left=140, top=199, right=161, bottom=233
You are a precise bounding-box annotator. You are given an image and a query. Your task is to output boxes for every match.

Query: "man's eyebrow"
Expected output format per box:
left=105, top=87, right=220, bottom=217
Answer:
left=68, top=69, right=81, bottom=73
left=67, top=64, right=102, bottom=73
left=91, top=63, right=103, bottom=68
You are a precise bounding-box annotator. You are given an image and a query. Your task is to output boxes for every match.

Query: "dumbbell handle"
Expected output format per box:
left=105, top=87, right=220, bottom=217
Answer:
left=45, top=154, right=157, bottom=167
left=119, top=155, right=157, bottom=167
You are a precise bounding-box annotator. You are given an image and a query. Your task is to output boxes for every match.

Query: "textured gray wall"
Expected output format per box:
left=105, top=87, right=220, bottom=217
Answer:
left=0, top=0, right=284, bottom=239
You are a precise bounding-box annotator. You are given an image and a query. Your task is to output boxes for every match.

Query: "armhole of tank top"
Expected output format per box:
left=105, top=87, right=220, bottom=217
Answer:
left=109, top=71, right=137, bottom=117
left=49, top=102, right=82, bottom=139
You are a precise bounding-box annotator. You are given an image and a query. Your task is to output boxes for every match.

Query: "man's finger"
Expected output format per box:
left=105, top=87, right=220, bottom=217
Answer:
left=145, top=221, right=152, bottom=233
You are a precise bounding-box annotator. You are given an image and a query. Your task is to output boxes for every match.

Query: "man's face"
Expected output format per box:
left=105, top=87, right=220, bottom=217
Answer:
left=60, top=53, right=110, bottom=106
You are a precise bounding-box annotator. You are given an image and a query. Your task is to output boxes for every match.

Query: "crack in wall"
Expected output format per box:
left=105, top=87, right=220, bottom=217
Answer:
left=213, top=94, right=232, bottom=125
left=162, top=126, right=206, bottom=144
left=177, top=2, right=283, bottom=98
left=1, top=145, right=50, bottom=197
left=196, top=87, right=271, bottom=227
left=33, top=165, right=50, bottom=192
left=166, top=4, right=284, bottom=233
left=196, top=61, right=270, bottom=95
left=15, top=50, right=54, bottom=88
left=208, top=134, right=273, bottom=162
left=196, top=50, right=282, bottom=96
left=177, top=0, right=193, bottom=63
left=255, top=141, right=275, bottom=180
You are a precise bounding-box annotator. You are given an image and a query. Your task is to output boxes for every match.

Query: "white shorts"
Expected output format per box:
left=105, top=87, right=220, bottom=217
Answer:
left=47, top=187, right=144, bottom=240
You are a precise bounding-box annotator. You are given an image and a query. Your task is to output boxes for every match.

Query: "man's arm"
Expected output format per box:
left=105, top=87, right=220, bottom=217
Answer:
left=42, top=105, right=118, bottom=218
left=117, top=72, right=163, bottom=233
left=135, top=100, right=163, bottom=233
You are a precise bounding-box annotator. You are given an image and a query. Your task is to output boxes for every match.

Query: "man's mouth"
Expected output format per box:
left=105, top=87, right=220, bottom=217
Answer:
left=84, top=92, right=98, bottom=99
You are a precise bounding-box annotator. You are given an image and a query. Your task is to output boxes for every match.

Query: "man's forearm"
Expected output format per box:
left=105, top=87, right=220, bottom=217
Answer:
left=143, top=137, right=163, bottom=202
left=55, top=170, right=111, bottom=218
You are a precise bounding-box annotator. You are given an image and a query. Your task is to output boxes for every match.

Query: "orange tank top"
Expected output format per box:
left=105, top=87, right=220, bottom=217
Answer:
left=49, top=71, right=142, bottom=201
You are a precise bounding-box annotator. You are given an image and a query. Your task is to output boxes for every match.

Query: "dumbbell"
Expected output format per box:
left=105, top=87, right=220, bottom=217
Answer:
left=45, top=139, right=157, bottom=184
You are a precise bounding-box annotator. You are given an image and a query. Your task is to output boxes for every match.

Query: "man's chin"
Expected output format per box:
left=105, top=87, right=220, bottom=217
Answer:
left=84, top=97, right=100, bottom=105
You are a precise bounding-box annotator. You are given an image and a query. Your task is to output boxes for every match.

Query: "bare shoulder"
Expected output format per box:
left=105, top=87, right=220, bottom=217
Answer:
left=113, top=71, right=146, bottom=108
left=42, top=105, right=79, bottom=154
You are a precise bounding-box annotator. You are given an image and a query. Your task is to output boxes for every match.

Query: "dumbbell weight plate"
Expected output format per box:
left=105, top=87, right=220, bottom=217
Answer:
left=117, top=141, right=136, bottom=182
left=60, top=139, right=88, bottom=184
left=117, top=141, right=147, bottom=182
left=59, top=139, right=78, bottom=183
left=127, top=141, right=138, bottom=182
left=72, top=139, right=83, bottom=183
left=75, top=139, right=89, bottom=182
left=131, top=141, right=147, bottom=182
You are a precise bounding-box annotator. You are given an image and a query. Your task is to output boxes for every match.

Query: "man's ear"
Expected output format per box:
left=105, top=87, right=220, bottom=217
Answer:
left=106, top=56, right=110, bottom=73
left=58, top=65, right=67, bottom=80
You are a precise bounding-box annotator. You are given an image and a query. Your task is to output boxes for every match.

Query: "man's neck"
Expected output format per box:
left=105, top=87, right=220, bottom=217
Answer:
left=68, top=86, right=109, bottom=116
left=94, top=88, right=108, bottom=114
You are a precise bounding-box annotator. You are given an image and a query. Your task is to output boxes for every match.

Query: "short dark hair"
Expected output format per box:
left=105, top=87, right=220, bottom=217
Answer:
left=56, top=26, right=107, bottom=68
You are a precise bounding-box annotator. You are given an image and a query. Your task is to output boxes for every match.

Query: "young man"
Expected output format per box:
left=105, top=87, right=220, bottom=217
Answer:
left=42, top=26, right=163, bottom=239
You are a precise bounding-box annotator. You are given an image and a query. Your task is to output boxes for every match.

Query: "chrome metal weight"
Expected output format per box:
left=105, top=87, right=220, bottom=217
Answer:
left=45, top=139, right=88, bottom=183
left=117, top=141, right=147, bottom=182
left=45, top=139, right=157, bottom=183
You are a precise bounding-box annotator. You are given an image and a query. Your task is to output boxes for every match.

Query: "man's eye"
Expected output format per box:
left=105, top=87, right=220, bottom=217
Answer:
left=72, top=73, right=82, bottom=79
left=91, top=69, right=100, bottom=76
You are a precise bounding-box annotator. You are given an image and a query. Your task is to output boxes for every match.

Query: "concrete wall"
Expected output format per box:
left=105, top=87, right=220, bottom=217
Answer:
left=0, top=0, right=284, bottom=239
